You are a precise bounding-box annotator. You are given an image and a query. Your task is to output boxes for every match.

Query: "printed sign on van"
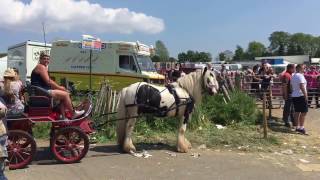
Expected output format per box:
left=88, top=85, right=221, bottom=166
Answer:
left=32, top=48, right=51, bottom=61
left=82, top=35, right=101, bottom=51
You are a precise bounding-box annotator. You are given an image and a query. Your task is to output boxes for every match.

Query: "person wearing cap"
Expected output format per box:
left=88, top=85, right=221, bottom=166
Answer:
left=2, top=68, right=24, bottom=115
left=31, top=52, right=84, bottom=119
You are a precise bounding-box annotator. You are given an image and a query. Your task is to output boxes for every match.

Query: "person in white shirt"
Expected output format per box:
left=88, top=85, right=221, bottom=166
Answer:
left=291, top=64, right=308, bottom=134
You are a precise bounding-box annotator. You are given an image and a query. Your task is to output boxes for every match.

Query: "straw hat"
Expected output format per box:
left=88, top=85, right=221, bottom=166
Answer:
left=3, top=68, right=16, bottom=78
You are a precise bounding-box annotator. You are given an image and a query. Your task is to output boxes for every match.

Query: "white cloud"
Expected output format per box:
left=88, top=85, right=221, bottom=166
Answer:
left=0, top=0, right=165, bottom=34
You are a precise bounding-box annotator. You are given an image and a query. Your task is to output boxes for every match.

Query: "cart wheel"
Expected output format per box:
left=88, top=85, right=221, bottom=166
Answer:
left=50, top=127, right=89, bottom=163
left=7, top=130, right=37, bottom=170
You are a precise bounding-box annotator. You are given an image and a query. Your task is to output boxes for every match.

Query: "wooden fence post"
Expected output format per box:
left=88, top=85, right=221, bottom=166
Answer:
left=268, top=87, right=272, bottom=121
left=263, top=92, right=268, bottom=138
left=235, top=73, right=241, bottom=90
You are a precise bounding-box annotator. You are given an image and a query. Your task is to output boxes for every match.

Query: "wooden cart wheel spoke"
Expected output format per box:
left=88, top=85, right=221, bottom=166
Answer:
left=54, top=144, right=68, bottom=148
left=56, top=148, right=67, bottom=154
left=20, top=149, right=32, bottom=156
left=9, top=153, right=15, bottom=163
left=15, top=152, right=26, bottom=162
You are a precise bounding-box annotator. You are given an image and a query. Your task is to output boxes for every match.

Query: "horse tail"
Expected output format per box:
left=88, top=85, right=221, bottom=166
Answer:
left=116, top=87, right=127, bottom=146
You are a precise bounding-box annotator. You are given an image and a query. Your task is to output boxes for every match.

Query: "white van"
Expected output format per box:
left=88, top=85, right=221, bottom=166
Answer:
left=49, top=40, right=164, bottom=90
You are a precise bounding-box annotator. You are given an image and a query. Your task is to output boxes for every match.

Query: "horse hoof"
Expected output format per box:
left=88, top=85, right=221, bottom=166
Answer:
left=187, top=144, right=192, bottom=149
left=177, top=145, right=189, bottom=153
left=185, top=139, right=192, bottom=149
left=123, top=145, right=136, bottom=153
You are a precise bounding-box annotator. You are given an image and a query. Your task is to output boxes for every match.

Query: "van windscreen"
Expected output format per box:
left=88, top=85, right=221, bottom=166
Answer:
left=136, top=55, right=156, bottom=72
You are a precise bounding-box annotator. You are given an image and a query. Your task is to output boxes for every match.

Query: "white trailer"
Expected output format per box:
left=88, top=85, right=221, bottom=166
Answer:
left=7, top=41, right=51, bottom=82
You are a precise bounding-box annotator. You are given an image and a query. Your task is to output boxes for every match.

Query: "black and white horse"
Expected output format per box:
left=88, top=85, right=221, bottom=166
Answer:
left=116, top=67, right=219, bottom=153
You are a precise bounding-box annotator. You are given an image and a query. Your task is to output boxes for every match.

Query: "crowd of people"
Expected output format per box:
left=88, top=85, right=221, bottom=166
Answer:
left=245, top=62, right=320, bottom=135
left=165, top=63, right=186, bottom=82
left=281, top=64, right=320, bottom=135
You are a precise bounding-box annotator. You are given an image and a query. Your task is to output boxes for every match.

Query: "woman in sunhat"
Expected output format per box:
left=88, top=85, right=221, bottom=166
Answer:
left=3, top=68, right=24, bottom=115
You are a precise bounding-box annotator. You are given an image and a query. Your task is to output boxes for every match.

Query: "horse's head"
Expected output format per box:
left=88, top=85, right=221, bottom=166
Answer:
left=202, top=67, right=219, bottom=95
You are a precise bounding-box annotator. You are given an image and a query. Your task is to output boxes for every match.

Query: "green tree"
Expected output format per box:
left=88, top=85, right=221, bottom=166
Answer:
left=268, top=31, right=290, bottom=55
left=246, top=41, right=266, bottom=60
left=151, top=55, right=161, bottom=62
left=155, top=40, right=169, bottom=61
left=287, top=43, right=297, bottom=55
left=169, top=57, right=177, bottom=62
left=233, top=45, right=245, bottom=61
left=198, top=52, right=212, bottom=62
left=315, top=50, right=320, bottom=57
left=296, top=45, right=304, bottom=55
left=219, top=52, right=226, bottom=61
left=186, top=50, right=196, bottom=62
left=178, top=50, right=212, bottom=62
left=289, top=33, right=308, bottom=55
left=178, top=52, right=188, bottom=62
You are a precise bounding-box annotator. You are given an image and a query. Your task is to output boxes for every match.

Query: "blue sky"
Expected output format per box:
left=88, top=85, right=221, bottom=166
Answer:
left=1, top=0, right=320, bottom=58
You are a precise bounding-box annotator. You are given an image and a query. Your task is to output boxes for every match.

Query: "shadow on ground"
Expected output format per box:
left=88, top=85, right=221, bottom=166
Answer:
left=90, top=142, right=176, bottom=154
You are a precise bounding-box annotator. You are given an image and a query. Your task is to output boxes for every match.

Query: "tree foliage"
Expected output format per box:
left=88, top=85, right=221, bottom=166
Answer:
left=231, top=31, right=320, bottom=61
left=155, top=40, right=169, bottom=62
left=246, top=41, right=266, bottom=60
left=219, top=52, right=226, bottom=61
left=269, top=31, right=320, bottom=57
left=268, top=31, right=290, bottom=56
left=151, top=55, right=161, bottom=62
left=178, top=50, right=212, bottom=62
left=233, top=45, right=245, bottom=61
left=169, top=57, right=177, bottom=62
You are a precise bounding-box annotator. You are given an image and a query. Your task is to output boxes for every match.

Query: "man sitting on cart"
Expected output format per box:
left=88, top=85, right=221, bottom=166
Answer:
left=31, top=52, right=84, bottom=120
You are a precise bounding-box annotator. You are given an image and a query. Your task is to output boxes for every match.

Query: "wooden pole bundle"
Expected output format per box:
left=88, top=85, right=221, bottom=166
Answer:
left=93, top=82, right=119, bottom=118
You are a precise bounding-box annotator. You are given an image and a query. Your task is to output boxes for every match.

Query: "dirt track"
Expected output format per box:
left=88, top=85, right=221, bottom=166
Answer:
left=6, top=109, right=320, bottom=180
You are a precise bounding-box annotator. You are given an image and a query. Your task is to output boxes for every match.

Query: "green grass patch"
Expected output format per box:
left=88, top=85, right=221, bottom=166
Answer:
left=33, top=123, right=51, bottom=139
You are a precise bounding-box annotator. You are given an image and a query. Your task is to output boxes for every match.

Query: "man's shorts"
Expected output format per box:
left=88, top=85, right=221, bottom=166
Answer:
left=292, top=96, right=308, bottom=113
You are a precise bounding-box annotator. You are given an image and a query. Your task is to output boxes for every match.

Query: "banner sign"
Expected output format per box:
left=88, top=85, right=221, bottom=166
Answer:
left=82, top=35, right=101, bottom=51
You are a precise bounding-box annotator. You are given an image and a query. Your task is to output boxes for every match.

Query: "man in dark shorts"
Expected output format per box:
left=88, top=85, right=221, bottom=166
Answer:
left=281, top=64, right=295, bottom=128
left=291, top=64, right=308, bottom=134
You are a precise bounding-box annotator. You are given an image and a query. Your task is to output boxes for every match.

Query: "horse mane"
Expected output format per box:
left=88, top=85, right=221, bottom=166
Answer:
left=176, top=69, right=204, bottom=104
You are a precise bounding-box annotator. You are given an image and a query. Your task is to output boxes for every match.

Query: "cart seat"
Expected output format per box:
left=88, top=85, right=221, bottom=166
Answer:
left=26, top=85, right=52, bottom=116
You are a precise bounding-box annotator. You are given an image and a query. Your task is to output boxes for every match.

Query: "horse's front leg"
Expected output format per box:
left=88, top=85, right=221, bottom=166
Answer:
left=123, top=117, right=137, bottom=153
left=177, top=117, right=191, bottom=153
left=122, top=106, right=138, bottom=153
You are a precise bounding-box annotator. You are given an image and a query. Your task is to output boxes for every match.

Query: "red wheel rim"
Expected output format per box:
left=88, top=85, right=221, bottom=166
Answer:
left=51, top=127, right=89, bottom=163
left=7, top=131, right=36, bottom=169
